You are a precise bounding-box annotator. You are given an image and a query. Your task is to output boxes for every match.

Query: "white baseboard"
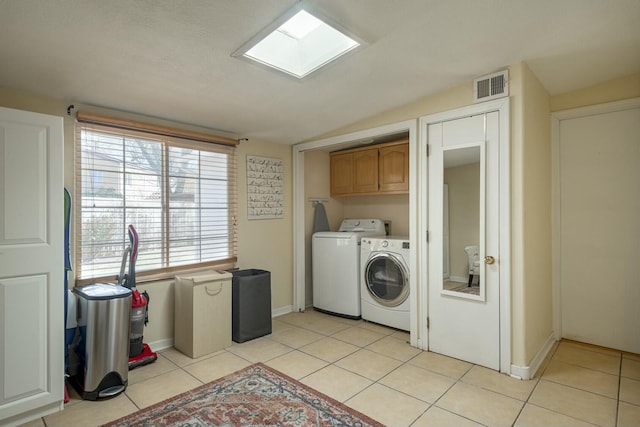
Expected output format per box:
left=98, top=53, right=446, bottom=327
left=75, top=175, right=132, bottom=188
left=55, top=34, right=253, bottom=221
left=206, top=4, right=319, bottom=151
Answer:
left=149, top=338, right=174, bottom=352
left=510, top=332, right=556, bottom=380
left=272, top=305, right=293, bottom=318
left=448, top=276, right=468, bottom=283
left=150, top=306, right=294, bottom=352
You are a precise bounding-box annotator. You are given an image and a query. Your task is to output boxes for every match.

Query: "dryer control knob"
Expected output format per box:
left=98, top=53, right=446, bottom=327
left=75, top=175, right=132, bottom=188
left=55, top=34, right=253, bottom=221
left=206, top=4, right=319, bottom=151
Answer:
left=382, top=240, right=389, bottom=248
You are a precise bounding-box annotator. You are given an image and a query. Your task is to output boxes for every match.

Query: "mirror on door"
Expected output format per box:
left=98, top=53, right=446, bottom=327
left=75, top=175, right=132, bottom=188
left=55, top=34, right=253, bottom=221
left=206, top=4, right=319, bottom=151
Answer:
left=442, top=144, right=485, bottom=300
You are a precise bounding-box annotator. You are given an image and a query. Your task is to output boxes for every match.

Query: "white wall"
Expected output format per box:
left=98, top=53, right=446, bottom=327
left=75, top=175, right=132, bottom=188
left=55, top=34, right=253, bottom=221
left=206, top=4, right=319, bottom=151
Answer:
left=236, top=139, right=293, bottom=313
left=509, top=63, right=553, bottom=368
left=303, top=150, right=344, bottom=307
left=343, top=194, right=410, bottom=236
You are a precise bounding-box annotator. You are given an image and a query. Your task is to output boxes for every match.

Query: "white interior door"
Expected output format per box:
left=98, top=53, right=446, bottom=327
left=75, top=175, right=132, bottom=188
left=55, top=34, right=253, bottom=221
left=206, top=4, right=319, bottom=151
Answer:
left=0, top=106, right=64, bottom=425
left=442, top=184, right=449, bottom=280
left=426, top=111, right=501, bottom=370
left=556, top=102, right=640, bottom=353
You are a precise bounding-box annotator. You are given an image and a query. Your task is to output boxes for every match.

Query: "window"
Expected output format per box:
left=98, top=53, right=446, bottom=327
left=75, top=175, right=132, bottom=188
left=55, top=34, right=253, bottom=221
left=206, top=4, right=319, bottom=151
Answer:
left=232, top=5, right=362, bottom=79
left=75, top=115, right=237, bottom=284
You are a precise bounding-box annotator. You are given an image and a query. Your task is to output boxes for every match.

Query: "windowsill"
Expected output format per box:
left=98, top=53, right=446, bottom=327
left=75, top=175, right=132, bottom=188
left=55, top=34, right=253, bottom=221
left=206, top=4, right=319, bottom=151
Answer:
left=74, top=259, right=238, bottom=287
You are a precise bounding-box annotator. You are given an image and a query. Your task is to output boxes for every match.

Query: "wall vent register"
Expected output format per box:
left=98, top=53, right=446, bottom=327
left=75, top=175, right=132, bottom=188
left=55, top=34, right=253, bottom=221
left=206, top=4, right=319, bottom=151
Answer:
left=473, top=69, right=509, bottom=103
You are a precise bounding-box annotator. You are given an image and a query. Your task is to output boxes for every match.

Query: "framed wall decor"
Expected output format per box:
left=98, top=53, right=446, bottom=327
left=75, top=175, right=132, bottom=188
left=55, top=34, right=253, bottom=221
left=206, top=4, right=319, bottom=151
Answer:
left=246, top=155, right=284, bottom=219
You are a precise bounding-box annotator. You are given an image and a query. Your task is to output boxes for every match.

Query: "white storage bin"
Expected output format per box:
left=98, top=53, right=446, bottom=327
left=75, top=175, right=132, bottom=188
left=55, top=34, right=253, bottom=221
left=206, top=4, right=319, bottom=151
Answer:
left=174, top=271, right=232, bottom=358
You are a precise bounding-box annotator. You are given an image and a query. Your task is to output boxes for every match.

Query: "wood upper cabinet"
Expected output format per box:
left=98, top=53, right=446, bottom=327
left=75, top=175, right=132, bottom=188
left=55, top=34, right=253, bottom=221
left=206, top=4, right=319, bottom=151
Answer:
left=330, top=139, right=408, bottom=196
left=379, top=141, right=409, bottom=192
left=352, top=149, right=379, bottom=193
left=330, top=152, right=354, bottom=195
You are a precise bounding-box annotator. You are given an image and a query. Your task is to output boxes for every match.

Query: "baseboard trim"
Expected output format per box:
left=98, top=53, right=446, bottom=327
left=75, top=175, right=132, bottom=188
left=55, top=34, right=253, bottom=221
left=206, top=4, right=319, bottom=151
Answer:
left=149, top=338, right=174, bottom=352
left=510, top=332, right=556, bottom=380
left=272, top=305, right=293, bottom=318
left=151, top=306, right=294, bottom=351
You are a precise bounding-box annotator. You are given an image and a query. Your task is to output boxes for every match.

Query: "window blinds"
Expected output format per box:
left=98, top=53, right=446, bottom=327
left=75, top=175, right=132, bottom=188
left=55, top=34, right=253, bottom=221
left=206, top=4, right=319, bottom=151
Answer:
left=75, top=116, right=237, bottom=284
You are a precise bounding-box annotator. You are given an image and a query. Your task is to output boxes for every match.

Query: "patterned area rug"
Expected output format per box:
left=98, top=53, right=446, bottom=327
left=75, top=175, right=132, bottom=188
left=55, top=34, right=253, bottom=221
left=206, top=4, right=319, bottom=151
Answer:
left=102, top=363, right=383, bottom=427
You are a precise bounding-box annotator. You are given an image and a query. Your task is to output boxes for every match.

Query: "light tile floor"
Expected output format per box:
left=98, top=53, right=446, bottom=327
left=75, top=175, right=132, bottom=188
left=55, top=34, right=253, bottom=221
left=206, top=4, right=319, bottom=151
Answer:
left=21, top=309, right=640, bottom=427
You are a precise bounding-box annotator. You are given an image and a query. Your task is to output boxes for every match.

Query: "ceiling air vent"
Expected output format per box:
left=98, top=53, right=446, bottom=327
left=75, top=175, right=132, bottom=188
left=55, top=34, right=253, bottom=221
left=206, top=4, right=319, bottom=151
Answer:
left=473, top=69, right=509, bottom=103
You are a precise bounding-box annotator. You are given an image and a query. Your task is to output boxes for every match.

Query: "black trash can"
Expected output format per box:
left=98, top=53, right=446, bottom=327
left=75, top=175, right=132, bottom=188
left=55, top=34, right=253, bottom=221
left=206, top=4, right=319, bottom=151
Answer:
left=232, top=269, right=272, bottom=343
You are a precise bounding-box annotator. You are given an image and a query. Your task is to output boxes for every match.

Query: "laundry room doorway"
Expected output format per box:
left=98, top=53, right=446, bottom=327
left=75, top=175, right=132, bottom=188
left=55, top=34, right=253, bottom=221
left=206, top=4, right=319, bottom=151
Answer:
left=419, top=99, right=510, bottom=372
left=292, top=119, right=419, bottom=346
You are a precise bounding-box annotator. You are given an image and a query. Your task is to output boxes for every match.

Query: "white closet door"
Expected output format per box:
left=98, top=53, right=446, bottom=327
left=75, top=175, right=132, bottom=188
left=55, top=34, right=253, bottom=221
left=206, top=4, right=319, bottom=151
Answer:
left=559, top=105, right=640, bottom=353
left=0, top=106, right=64, bottom=424
left=427, top=112, right=501, bottom=370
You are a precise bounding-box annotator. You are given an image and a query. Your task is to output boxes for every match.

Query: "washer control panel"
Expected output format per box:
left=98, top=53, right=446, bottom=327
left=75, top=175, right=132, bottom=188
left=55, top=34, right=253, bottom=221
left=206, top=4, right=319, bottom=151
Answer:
left=363, top=237, right=410, bottom=251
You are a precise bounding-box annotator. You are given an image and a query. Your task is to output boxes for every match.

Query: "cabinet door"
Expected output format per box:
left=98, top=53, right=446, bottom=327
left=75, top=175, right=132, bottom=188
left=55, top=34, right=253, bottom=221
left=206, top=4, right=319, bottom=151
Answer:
left=379, top=142, right=409, bottom=193
left=352, top=149, right=378, bottom=193
left=330, top=152, right=353, bottom=195
left=0, top=107, right=64, bottom=425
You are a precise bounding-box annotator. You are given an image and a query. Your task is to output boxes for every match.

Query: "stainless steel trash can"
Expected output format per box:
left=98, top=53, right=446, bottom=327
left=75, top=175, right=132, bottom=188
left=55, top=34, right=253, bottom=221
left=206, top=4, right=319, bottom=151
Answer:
left=71, top=283, right=131, bottom=400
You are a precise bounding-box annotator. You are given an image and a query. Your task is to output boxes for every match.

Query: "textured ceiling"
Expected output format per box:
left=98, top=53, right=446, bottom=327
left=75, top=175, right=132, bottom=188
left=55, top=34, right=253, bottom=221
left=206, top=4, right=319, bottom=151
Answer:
left=1, top=0, right=639, bottom=144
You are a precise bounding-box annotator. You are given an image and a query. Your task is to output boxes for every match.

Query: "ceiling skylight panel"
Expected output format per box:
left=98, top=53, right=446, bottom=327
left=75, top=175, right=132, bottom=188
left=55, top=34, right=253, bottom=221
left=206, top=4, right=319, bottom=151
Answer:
left=278, top=10, right=322, bottom=39
left=233, top=6, right=362, bottom=79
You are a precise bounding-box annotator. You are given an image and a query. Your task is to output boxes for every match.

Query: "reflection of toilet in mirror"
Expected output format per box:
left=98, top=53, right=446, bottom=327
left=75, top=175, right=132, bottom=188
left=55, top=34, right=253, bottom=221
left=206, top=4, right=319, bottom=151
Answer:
left=464, top=245, right=480, bottom=287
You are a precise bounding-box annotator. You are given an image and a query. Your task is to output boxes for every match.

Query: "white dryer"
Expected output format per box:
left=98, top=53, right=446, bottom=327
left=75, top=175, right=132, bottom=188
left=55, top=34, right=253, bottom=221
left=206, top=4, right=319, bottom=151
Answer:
left=312, top=219, right=386, bottom=319
left=361, top=236, right=410, bottom=331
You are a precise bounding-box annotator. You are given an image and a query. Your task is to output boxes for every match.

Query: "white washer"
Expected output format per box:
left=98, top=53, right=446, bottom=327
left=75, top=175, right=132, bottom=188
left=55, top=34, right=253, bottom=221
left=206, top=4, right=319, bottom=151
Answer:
left=361, top=236, right=410, bottom=331
left=312, top=219, right=386, bottom=319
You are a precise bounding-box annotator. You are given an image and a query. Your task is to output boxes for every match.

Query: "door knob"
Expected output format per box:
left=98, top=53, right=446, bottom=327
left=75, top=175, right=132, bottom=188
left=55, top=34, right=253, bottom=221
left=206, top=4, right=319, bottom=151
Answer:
left=484, top=256, right=495, bottom=265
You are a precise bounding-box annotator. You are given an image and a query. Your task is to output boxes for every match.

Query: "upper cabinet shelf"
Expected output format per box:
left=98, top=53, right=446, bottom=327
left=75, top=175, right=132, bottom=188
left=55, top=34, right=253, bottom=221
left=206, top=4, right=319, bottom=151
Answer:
left=330, top=139, right=409, bottom=196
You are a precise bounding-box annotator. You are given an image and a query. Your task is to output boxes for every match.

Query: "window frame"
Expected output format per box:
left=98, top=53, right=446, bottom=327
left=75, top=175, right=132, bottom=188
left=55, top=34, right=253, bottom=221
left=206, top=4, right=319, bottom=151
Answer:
left=74, top=114, right=238, bottom=285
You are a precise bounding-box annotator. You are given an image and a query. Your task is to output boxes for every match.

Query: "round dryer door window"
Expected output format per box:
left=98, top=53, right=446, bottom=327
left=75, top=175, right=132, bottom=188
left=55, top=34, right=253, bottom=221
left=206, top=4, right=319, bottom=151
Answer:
left=364, top=253, right=409, bottom=307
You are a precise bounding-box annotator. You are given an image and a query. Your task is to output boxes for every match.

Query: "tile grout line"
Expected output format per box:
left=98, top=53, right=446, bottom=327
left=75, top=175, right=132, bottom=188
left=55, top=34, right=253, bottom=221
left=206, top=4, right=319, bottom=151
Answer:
left=616, top=352, right=622, bottom=427
left=509, top=358, right=545, bottom=427
left=525, top=341, right=622, bottom=427
left=316, top=331, right=637, bottom=426
left=263, top=320, right=526, bottom=426
left=512, top=340, right=603, bottom=426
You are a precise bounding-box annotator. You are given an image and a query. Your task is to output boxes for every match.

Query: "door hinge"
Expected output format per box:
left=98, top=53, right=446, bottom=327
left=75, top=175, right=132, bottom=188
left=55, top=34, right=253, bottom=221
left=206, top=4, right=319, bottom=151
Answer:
left=426, top=317, right=430, bottom=329
left=426, top=230, right=429, bottom=242
left=426, top=144, right=430, bottom=156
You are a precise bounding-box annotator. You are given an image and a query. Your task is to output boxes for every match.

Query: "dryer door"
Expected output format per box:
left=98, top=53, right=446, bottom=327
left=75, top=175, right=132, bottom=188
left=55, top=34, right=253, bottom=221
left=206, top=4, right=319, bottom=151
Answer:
left=364, top=253, right=409, bottom=307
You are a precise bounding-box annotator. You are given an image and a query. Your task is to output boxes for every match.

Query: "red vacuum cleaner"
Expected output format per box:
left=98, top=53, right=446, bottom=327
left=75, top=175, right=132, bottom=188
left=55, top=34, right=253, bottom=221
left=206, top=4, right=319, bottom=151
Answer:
left=118, top=225, right=157, bottom=370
